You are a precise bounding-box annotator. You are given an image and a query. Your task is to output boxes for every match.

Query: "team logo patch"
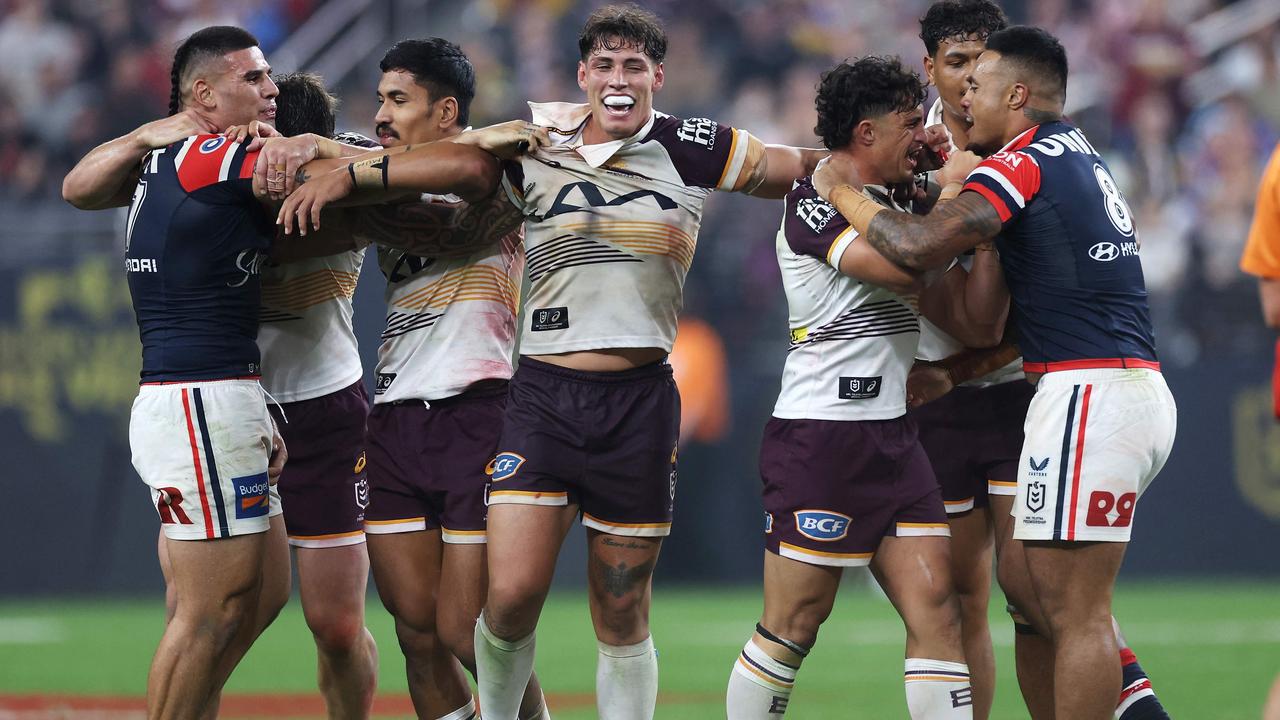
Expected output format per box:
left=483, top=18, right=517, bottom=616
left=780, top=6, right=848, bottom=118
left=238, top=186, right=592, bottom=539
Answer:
left=233, top=472, right=271, bottom=519
left=374, top=373, right=396, bottom=395
left=1088, top=242, right=1119, bottom=262
left=796, top=197, right=839, bottom=233
left=199, top=136, right=227, bottom=153
left=1085, top=491, right=1136, bottom=528
left=1026, top=481, right=1046, bottom=513
left=1028, top=456, right=1050, bottom=477
left=794, top=510, right=851, bottom=542
left=486, top=452, right=526, bottom=481
left=764, top=512, right=773, bottom=534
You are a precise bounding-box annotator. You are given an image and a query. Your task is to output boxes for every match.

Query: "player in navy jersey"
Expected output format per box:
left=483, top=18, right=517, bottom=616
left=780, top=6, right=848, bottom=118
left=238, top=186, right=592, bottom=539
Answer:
left=815, top=26, right=1177, bottom=719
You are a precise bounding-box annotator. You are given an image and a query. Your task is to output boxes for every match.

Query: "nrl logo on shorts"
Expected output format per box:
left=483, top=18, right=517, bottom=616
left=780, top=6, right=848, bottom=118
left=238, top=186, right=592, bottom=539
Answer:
left=794, top=510, right=851, bottom=542
left=486, top=452, right=526, bottom=482
left=796, top=197, right=838, bottom=233
left=1026, top=481, right=1046, bottom=513
left=1028, top=456, right=1050, bottom=477
left=354, top=476, right=370, bottom=510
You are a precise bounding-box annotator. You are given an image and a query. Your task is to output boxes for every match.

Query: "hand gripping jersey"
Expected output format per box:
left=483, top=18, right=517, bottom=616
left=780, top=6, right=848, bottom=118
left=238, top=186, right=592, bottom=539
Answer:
left=125, top=134, right=269, bottom=382
left=257, top=132, right=378, bottom=403
left=773, top=178, right=921, bottom=421
left=916, top=98, right=1023, bottom=385
left=373, top=194, right=525, bottom=403
left=961, top=121, right=1158, bottom=371
left=500, top=102, right=756, bottom=355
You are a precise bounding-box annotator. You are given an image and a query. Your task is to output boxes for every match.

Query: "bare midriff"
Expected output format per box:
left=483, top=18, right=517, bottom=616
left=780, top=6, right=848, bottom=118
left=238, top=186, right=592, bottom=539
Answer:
left=530, top=347, right=666, bottom=372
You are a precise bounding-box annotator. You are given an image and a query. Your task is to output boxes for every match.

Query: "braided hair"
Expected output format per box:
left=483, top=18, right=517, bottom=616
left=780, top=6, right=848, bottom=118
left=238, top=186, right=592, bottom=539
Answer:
left=167, top=26, right=260, bottom=116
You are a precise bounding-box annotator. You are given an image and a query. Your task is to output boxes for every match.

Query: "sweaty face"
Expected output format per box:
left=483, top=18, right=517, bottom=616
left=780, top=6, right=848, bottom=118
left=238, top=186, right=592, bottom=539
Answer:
left=926, top=35, right=986, bottom=126
left=208, top=47, right=277, bottom=128
left=871, top=105, right=927, bottom=185
left=577, top=39, right=663, bottom=143
left=963, top=51, right=1012, bottom=157
left=374, top=70, right=444, bottom=147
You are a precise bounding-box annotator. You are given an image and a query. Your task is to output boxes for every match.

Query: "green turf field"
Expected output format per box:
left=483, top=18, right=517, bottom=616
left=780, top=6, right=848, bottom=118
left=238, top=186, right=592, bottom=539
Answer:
left=1, top=579, right=1277, bottom=718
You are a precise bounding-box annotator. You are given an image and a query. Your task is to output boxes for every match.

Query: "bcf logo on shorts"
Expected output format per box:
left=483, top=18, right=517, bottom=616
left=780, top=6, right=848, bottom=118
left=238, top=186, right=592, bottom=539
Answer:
left=486, top=452, right=525, bottom=482
left=1085, top=491, right=1136, bottom=528
left=794, top=510, right=851, bottom=542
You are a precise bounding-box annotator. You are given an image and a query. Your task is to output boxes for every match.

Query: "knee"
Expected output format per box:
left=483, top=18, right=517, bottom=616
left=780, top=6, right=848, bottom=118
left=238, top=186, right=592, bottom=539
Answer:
left=306, top=606, right=367, bottom=655
left=437, top=616, right=476, bottom=668
left=762, top=595, right=834, bottom=649
left=485, top=580, right=544, bottom=640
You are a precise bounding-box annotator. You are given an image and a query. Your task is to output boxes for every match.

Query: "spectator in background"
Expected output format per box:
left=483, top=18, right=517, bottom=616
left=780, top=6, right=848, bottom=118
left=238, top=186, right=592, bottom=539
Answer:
left=1240, top=141, right=1280, bottom=414
left=669, top=314, right=730, bottom=445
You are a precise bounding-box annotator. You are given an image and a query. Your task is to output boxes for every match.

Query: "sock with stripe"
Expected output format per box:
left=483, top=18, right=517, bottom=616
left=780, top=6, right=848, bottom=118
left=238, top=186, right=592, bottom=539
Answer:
left=518, top=691, right=552, bottom=720
left=1115, top=648, right=1170, bottom=719
left=435, top=698, right=478, bottom=720
left=904, top=658, right=974, bottom=719
left=596, top=635, right=658, bottom=720
left=727, top=636, right=803, bottom=718
left=474, top=612, right=536, bottom=720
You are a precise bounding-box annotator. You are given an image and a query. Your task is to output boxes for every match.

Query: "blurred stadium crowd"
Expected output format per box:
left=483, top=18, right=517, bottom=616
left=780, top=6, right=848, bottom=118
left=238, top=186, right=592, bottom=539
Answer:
left=4, top=0, right=1279, bottom=417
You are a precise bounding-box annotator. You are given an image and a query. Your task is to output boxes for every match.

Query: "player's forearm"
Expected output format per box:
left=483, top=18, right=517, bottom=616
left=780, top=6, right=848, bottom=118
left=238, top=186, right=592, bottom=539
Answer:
left=62, top=132, right=148, bottom=209
left=359, top=142, right=503, bottom=204
left=749, top=145, right=828, bottom=199
left=832, top=187, right=999, bottom=271
left=933, top=339, right=1022, bottom=386
left=271, top=212, right=360, bottom=262
left=958, top=245, right=1010, bottom=347
left=353, top=195, right=523, bottom=257
left=1259, top=277, right=1280, bottom=329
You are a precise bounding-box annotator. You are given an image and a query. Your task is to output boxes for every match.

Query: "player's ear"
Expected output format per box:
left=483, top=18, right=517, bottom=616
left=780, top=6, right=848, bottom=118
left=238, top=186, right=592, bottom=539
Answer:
left=922, top=55, right=935, bottom=86
left=437, top=96, right=459, bottom=129
left=577, top=61, right=588, bottom=92
left=652, top=62, right=664, bottom=92
left=1007, top=82, right=1028, bottom=112
left=855, top=118, right=876, bottom=146
left=192, top=77, right=216, bottom=111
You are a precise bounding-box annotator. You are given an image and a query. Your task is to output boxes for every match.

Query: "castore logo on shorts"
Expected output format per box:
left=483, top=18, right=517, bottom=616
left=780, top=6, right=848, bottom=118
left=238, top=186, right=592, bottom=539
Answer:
left=794, top=510, right=851, bottom=542
left=486, top=452, right=526, bottom=481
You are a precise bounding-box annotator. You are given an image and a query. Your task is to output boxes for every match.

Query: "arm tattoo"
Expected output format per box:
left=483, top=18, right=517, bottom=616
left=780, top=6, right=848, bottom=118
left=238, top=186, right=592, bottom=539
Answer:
left=354, top=193, right=523, bottom=257
left=865, top=193, right=1003, bottom=270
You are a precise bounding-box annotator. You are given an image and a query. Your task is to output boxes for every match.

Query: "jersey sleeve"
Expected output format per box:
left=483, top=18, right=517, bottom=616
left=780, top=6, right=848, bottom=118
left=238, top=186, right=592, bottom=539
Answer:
left=1242, top=144, right=1280, bottom=278
left=961, top=149, right=1042, bottom=226
left=647, top=115, right=754, bottom=191
left=784, top=188, right=858, bottom=267
left=176, top=134, right=259, bottom=203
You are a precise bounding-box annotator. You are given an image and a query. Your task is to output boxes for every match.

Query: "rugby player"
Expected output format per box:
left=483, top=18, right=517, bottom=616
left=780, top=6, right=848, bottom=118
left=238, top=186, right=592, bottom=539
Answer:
left=813, top=26, right=1177, bottom=720
left=276, top=6, right=825, bottom=716
left=355, top=39, right=547, bottom=720
left=912, top=6, right=1172, bottom=718
left=725, top=56, right=982, bottom=720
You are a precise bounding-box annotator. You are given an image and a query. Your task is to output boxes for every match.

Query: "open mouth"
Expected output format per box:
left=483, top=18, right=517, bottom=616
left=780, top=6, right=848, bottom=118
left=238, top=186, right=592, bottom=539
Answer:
left=261, top=106, right=277, bottom=120
left=603, top=94, right=636, bottom=117
left=906, top=146, right=921, bottom=170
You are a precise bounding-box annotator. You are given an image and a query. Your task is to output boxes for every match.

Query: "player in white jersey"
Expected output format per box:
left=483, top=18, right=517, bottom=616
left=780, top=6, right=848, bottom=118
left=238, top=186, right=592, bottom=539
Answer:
left=275, top=7, right=826, bottom=717
left=726, top=56, right=998, bottom=720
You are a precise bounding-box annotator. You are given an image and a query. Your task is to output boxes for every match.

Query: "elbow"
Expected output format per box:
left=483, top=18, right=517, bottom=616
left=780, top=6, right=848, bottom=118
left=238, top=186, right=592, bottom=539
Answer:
left=61, top=175, right=91, bottom=209
left=967, top=326, right=1003, bottom=349
left=457, top=151, right=501, bottom=203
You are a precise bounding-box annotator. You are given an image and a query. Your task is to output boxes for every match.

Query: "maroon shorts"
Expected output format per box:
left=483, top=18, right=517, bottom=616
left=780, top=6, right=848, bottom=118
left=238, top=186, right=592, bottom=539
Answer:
left=269, top=380, right=370, bottom=548
left=760, top=415, right=947, bottom=567
left=909, top=380, right=1035, bottom=514
left=487, top=358, right=680, bottom=538
left=363, top=381, right=507, bottom=544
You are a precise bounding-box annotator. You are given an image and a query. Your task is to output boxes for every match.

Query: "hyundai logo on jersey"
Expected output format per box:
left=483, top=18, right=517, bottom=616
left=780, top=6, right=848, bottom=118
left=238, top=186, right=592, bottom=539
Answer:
left=1088, top=241, right=1119, bottom=262
left=794, top=510, right=851, bottom=541
left=233, top=472, right=271, bottom=519
left=486, top=452, right=526, bottom=481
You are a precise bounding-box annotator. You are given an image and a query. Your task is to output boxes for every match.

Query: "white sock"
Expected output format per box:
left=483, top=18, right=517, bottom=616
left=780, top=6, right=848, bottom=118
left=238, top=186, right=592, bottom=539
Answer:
left=474, top=612, right=536, bottom=720
left=726, top=637, right=800, bottom=718
left=518, top=691, right=551, bottom=720
left=436, top=698, right=478, bottom=720
left=596, top=635, right=658, bottom=720
left=904, top=658, right=973, bottom=719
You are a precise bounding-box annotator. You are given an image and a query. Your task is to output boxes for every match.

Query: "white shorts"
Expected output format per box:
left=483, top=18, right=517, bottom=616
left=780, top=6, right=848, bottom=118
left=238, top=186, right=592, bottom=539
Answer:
left=1013, top=368, right=1176, bottom=542
left=131, top=378, right=283, bottom=541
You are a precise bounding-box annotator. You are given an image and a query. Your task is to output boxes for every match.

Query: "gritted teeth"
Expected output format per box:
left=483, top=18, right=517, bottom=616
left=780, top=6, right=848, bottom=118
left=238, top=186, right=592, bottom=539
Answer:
left=603, top=95, right=635, bottom=108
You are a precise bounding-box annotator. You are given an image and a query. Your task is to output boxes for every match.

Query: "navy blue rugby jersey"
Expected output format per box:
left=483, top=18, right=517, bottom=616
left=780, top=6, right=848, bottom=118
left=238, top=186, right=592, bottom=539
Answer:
left=124, top=134, right=270, bottom=382
left=961, top=121, right=1158, bottom=371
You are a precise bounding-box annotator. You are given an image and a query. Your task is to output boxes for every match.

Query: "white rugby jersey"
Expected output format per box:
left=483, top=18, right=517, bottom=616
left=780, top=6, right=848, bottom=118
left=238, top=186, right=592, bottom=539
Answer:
left=258, top=249, right=364, bottom=403
left=916, top=98, right=1023, bottom=386
left=773, top=179, right=920, bottom=421
left=500, top=102, right=756, bottom=355
left=373, top=193, right=524, bottom=403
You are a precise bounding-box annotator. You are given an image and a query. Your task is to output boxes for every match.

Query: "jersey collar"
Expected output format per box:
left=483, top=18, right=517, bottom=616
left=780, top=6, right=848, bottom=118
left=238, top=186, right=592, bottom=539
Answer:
left=528, top=101, right=657, bottom=168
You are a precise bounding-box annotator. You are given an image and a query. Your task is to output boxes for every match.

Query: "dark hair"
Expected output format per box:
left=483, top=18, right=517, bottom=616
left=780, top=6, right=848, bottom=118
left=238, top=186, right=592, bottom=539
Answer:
left=814, top=56, right=926, bottom=151
left=919, top=0, right=1008, bottom=57
left=379, top=38, right=476, bottom=127
left=168, top=26, right=260, bottom=115
left=272, top=72, right=338, bottom=138
left=578, top=4, right=667, bottom=64
left=985, top=25, right=1069, bottom=98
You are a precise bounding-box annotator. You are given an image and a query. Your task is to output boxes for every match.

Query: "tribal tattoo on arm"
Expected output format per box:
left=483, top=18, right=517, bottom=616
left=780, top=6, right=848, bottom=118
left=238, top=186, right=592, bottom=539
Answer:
left=352, top=193, right=524, bottom=258
left=864, top=192, right=1004, bottom=271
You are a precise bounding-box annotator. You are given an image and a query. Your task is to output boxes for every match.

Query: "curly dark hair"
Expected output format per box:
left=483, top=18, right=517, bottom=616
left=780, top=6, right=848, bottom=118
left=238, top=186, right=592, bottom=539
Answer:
left=380, top=38, right=476, bottom=127
left=814, top=56, right=926, bottom=151
left=919, top=0, right=1008, bottom=57
left=578, top=3, right=667, bottom=63
left=168, top=26, right=259, bottom=115
left=986, top=25, right=1069, bottom=98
